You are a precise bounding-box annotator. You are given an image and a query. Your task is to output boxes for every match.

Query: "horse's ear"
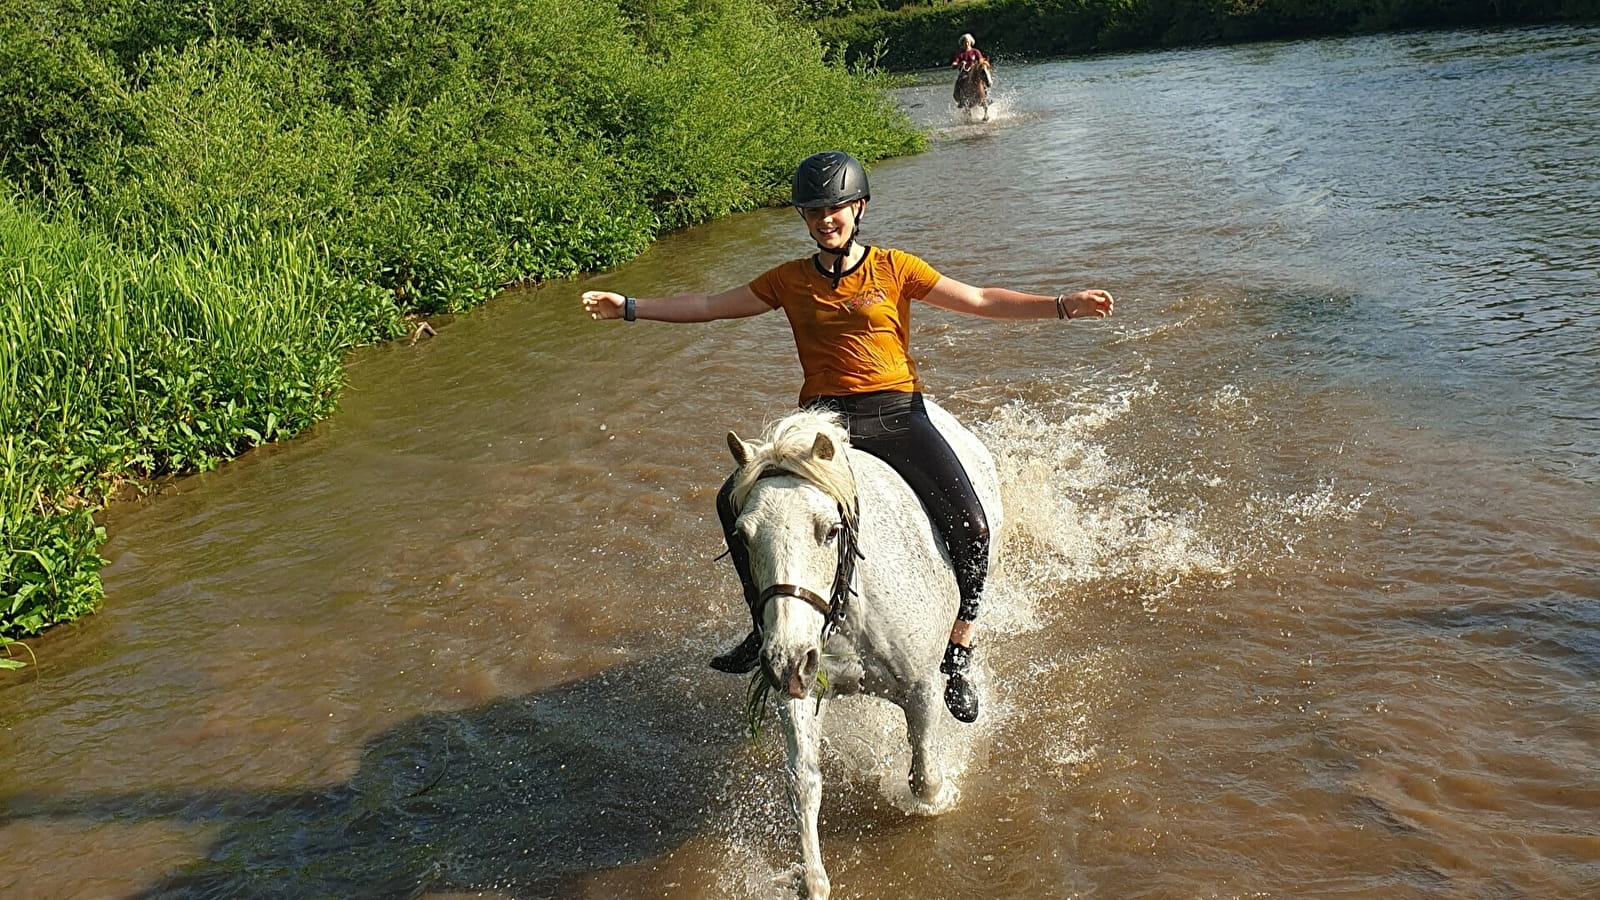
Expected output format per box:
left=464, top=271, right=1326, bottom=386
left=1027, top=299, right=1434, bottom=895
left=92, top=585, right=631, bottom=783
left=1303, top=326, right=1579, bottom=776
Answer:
left=727, top=431, right=754, bottom=466
left=811, top=432, right=835, bottom=462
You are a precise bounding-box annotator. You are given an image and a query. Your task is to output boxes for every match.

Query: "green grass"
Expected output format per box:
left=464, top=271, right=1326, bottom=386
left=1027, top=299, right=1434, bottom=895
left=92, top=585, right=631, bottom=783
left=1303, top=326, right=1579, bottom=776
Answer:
left=0, top=194, right=383, bottom=641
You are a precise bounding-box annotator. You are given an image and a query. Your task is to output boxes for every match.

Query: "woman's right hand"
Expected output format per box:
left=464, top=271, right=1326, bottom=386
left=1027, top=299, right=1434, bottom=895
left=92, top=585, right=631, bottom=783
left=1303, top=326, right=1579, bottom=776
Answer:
left=581, top=290, right=626, bottom=321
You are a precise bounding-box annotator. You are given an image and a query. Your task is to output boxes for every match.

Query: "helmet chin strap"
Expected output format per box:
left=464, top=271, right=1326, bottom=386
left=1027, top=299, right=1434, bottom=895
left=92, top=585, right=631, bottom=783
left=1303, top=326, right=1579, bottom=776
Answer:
left=817, top=238, right=852, bottom=289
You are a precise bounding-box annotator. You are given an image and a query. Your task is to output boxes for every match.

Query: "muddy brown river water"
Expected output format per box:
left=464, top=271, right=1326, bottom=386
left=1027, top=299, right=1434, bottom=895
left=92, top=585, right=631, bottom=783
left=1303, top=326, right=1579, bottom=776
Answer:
left=4, top=24, right=1598, bottom=900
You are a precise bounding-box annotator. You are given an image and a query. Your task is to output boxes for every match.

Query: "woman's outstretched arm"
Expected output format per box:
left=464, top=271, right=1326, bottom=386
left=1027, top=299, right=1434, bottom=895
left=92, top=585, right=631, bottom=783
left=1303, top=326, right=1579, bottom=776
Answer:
left=920, top=276, right=1114, bottom=320
left=581, top=285, right=770, bottom=323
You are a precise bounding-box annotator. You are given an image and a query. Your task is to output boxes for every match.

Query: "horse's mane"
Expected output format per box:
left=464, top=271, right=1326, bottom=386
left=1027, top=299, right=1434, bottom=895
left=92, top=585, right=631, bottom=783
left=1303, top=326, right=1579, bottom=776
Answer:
left=730, top=409, right=858, bottom=515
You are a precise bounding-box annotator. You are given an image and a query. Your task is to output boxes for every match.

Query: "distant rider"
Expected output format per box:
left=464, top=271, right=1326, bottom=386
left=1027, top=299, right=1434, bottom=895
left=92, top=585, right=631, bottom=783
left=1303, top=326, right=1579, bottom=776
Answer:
left=950, top=32, right=992, bottom=108
left=951, top=33, right=985, bottom=74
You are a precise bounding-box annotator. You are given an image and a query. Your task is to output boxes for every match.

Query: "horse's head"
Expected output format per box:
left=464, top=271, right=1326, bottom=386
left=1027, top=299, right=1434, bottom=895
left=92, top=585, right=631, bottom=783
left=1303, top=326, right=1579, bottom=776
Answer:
left=726, top=412, right=858, bottom=699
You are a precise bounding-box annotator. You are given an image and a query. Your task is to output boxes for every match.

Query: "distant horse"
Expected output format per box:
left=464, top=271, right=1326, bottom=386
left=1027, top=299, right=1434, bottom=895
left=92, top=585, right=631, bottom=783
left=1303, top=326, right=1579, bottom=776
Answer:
left=723, top=400, right=1003, bottom=899
left=953, top=59, right=993, bottom=122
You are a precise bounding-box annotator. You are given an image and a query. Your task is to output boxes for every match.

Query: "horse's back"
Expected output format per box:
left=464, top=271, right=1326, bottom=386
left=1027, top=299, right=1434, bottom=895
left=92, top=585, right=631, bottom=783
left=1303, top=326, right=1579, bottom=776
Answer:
left=831, top=398, right=1000, bottom=692
left=955, top=61, right=991, bottom=102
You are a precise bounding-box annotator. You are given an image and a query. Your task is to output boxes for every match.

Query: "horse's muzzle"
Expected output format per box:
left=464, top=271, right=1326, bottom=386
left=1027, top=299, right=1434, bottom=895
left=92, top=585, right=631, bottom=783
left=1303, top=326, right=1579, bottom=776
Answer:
left=765, top=646, right=821, bottom=699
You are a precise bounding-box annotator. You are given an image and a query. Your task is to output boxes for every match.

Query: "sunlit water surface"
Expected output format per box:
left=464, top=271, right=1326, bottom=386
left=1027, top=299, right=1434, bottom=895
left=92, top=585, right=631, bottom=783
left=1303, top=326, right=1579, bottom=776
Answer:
left=4, top=24, right=1598, bottom=900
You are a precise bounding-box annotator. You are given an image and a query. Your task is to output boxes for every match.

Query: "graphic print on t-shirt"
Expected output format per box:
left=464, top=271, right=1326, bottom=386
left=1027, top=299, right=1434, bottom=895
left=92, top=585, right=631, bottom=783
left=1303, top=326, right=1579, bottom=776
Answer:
left=843, top=287, right=889, bottom=314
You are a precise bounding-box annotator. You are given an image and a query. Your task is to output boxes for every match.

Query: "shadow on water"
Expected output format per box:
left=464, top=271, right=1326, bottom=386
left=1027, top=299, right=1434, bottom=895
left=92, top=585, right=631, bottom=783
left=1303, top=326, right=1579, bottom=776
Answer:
left=2, top=655, right=742, bottom=899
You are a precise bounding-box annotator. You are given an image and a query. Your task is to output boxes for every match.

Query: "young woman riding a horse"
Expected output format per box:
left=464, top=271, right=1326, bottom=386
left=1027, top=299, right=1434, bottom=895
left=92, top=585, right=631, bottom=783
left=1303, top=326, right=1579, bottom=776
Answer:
left=581, top=151, right=1114, bottom=723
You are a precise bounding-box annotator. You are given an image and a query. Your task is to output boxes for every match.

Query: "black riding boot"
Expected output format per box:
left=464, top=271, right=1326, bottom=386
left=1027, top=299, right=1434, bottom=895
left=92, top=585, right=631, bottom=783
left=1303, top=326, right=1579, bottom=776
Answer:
left=941, top=642, right=980, bottom=723
left=710, top=477, right=764, bottom=674
left=709, top=582, right=762, bottom=674
left=710, top=627, right=762, bottom=674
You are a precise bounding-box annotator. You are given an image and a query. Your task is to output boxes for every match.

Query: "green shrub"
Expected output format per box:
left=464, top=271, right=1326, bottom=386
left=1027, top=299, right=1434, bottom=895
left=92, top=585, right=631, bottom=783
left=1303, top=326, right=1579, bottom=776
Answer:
left=0, top=0, right=924, bottom=648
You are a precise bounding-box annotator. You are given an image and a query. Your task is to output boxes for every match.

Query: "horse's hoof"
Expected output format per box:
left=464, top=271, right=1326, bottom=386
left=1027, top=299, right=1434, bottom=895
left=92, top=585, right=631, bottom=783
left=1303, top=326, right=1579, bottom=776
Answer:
left=910, top=771, right=943, bottom=805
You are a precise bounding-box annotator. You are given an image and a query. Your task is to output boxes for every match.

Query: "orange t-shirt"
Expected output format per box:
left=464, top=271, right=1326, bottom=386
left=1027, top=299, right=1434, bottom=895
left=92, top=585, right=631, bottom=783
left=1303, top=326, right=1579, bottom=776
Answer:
left=747, top=246, right=942, bottom=404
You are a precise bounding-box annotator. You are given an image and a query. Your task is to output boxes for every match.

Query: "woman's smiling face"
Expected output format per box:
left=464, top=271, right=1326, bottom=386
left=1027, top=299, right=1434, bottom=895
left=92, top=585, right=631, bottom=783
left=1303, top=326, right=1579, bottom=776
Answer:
left=800, top=201, right=864, bottom=251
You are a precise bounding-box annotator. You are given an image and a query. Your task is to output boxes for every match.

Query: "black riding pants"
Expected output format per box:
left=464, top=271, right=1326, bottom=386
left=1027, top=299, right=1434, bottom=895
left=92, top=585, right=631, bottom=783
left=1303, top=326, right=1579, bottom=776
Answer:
left=717, top=391, right=990, bottom=628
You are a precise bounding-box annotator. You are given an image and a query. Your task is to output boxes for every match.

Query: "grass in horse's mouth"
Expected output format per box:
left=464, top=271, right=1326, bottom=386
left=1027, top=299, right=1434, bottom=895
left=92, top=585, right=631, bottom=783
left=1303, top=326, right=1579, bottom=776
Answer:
left=743, top=668, right=831, bottom=739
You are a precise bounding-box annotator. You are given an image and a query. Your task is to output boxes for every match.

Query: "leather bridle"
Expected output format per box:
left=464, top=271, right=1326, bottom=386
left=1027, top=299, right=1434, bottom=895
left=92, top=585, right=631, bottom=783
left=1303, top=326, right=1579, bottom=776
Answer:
left=749, top=470, right=863, bottom=641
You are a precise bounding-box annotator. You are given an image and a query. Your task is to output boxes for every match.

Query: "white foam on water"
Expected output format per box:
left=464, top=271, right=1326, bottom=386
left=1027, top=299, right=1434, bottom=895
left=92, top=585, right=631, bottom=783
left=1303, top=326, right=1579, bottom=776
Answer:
left=936, top=84, right=1021, bottom=135
left=978, top=388, right=1370, bottom=602
left=980, top=388, right=1236, bottom=596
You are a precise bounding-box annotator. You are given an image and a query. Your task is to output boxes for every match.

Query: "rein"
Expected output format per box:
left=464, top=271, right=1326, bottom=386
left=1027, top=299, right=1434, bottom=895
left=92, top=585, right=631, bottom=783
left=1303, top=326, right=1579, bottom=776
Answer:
left=750, top=468, right=863, bottom=641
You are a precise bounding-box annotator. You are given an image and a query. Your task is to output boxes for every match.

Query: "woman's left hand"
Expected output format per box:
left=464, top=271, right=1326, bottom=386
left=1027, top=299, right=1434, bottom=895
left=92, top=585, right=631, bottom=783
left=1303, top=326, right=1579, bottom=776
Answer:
left=1063, top=290, right=1114, bottom=319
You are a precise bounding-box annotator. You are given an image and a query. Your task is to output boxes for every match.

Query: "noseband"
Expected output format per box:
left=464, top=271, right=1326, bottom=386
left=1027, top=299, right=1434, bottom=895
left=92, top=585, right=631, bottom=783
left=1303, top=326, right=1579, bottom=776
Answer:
left=751, top=470, right=863, bottom=641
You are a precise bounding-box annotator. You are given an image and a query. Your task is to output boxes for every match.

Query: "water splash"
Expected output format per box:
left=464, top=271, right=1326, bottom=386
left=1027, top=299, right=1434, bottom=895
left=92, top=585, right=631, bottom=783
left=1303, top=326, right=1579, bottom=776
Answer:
left=696, top=383, right=1375, bottom=893
left=942, top=86, right=1020, bottom=133
left=980, top=390, right=1368, bottom=608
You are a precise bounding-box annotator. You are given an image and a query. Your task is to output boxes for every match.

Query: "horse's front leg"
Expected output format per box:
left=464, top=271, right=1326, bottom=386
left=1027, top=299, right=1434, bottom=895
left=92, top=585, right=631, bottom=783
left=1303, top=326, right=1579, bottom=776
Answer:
left=779, top=697, right=830, bottom=899
left=904, top=683, right=948, bottom=808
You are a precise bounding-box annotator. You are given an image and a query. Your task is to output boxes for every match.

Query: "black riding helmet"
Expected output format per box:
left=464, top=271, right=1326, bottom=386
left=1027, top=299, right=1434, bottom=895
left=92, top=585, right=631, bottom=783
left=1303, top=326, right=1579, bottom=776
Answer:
left=791, top=151, right=870, bottom=209
left=792, top=152, right=870, bottom=287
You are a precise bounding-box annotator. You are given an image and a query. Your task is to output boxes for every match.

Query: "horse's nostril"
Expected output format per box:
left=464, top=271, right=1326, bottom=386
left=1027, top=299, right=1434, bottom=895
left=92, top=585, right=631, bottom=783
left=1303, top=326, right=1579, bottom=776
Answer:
left=784, top=649, right=823, bottom=700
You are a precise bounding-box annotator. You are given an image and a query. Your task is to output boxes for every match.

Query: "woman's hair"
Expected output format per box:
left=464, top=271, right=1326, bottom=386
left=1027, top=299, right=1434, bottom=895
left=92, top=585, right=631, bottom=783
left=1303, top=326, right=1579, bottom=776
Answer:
left=960, top=34, right=975, bottom=47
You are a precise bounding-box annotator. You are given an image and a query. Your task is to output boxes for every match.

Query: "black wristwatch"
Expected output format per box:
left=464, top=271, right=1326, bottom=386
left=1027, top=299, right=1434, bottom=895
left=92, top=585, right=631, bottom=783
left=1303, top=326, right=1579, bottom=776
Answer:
left=623, top=296, right=637, bottom=322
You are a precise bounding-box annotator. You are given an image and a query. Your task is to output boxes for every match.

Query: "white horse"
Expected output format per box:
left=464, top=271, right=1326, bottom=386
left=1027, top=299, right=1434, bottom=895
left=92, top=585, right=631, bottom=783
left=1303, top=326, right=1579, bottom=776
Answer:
left=724, top=399, right=1003, bottom=899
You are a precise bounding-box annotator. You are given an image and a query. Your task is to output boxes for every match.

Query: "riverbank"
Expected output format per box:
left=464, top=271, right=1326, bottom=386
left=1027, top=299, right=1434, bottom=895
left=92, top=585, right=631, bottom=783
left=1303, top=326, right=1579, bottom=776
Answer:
left=0, top=0, right=923, bottom=656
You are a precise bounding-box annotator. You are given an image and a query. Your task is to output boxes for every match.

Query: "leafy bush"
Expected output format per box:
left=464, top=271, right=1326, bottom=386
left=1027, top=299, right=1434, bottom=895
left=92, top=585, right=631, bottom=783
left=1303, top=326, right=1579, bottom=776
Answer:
left=0, top=0, right=924, bottom=647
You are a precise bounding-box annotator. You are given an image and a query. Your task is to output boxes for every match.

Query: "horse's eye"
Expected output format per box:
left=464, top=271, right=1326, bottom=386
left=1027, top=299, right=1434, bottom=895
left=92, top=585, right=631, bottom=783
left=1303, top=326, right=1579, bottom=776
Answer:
left=824, top=523, right=842, bottom=544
